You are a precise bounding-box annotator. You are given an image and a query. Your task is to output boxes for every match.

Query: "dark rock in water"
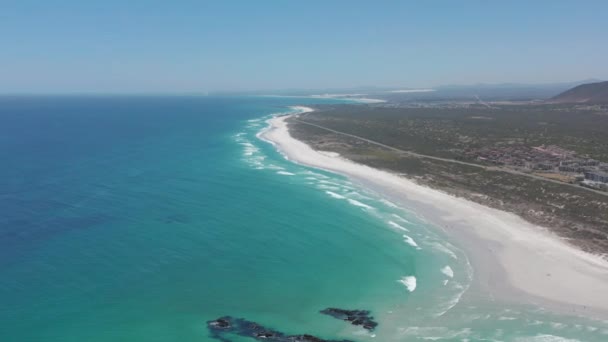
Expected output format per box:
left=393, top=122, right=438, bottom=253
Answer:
left=320, top=308, right=378, bottom=331
left=208, top=317, right=231, bottom=329
left=207, top=316, right=354, bottom=342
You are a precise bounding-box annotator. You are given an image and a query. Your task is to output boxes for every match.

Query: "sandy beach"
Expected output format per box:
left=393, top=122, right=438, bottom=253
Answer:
left=261, top=108, right=608, bottom=320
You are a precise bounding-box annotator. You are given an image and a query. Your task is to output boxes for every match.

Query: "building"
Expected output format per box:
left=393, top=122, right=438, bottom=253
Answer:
left=558, top=165, right=579, bottom=172
left=584, top=171, right=608, bottom=183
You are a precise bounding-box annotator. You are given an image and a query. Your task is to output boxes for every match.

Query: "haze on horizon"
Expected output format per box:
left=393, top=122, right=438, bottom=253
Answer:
left=1, top=0, right=607, bottom=94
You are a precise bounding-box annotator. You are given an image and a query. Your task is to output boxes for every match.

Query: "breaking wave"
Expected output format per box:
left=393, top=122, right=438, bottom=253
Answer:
left=398, top=276, right=417, bottom=292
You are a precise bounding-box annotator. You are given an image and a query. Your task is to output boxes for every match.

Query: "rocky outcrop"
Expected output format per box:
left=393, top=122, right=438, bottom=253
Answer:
left=320, top=308, right=378, bottom=331
left=207, top=316, right=355, bottom=342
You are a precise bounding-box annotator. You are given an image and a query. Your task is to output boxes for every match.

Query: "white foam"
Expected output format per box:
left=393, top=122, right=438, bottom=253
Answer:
left=433, top=279, right=471, bottom=317
left=304, top=171, right=328, bottom=179
left=441, top=265, right=454, bottom=278
left=428, top=242, right=459, bottom=260
left=316, top=184, right=341, bottom=191
left=398, top=276, right=417, bottom=292
left=514, top=335, right=581, bottom=342
left=380, top=199, right=399, bottom=208
left=388, top=220, right=409, bottom=232
left=347, top=199, right=374, bottom=210
left=277, top=171, right=295, bottom=176
left=240, top=142, right=260, bottom=156
left=549, top=322, right=566, bottom=329
left=403, top=234, right=419, bottom=248
left=289, top=105, right=314, bottom=114
left=319, top=180, right=341, bottom=186
left=326, top=191, right=346, bottom=199
left=345, top=191, right=373, bottom=200
left=391, top=214, right=412, bottom=224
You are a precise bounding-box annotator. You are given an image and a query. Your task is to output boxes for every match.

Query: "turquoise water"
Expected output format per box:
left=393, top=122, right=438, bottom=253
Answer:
left=1, top=96, right=607, bottom=341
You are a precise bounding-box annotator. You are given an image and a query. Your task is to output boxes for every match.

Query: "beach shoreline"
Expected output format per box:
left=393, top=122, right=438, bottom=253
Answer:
left=260, top=107, right=608, bottom=321
left=258, top=94, right=387, bottom=104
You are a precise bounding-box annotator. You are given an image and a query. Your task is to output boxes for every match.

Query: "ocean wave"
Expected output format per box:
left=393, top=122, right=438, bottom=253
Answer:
left=239, top=140, right=261, bottom=157
left=266, top=164, right=285, bottom=170
left=277, top=171, right=295, bottom=176
left=318, top=180, right=342, bottom=186
left=403, top=234, right=419, bottom=248
left=427, top=241, right=459, bottom=260
left=514, top=335, right=581, bottom=342
left=391, top=214, right=412, bottom=224
left=380, top=199, right=399, bottom=208
left=398, top=276, right=417, bottom=292
left=316, top=184, right=341, bottom=191
left=326, top=191, right=346, bottom=199
left=347, top=198, right=374, bottom=210
left=434, top=288, right=466, bottom=317
left=441, top=265, right=454, bottom=278
left=434, top=260, right=473, bottom=317
left=304, top=171, right=328, bottom=179
left=345, top=191, right=373, bottom=201
left=397, top=327, right=472, bottom=340
left=388, top=220, right=409, bottom=232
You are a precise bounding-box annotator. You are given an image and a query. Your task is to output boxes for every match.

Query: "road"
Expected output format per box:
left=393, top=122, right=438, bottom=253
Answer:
left=293, top=116, right=608, bottom=197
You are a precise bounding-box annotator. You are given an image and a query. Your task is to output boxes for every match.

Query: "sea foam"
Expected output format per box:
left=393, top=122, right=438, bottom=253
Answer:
left=441, top=265, right=454, bottom=278
left=403, top=234, right=419, bottom=248
left=391, top=214, right=412, bottom=224
left=326, top=191, right=346, bottom=199
left=347, top=199, right=373, bottom=210
left=428, top=242, right=458, bottom=260
left=380, top=199, right=399, bottom=208
left=388, top=220, right=409, bottom=232
left=398, top=276, right=417, bottom=292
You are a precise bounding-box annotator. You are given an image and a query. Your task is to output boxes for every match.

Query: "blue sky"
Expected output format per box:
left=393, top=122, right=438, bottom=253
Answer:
left=1, top=0, right=607, bottom=93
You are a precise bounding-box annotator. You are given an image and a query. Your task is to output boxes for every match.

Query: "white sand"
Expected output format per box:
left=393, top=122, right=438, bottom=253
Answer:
left=261, top=113, right=608, bottom=319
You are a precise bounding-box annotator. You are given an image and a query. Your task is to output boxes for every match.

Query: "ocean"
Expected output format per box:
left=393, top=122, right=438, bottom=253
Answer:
left=0, top=96, right=606, bottom=341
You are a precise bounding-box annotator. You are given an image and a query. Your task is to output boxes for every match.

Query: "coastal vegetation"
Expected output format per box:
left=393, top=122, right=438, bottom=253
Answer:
left=288, top=103, right=608, bottom=254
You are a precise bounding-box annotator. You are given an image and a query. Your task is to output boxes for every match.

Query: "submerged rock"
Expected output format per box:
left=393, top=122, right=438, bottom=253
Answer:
left=208, top=317, right=231, bottom=329
left=319, top=308, right=378, bottom=331
left=207, top=316, right=354, bottom=342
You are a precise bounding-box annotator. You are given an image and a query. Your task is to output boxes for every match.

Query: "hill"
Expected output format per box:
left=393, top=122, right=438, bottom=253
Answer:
left=551, top=81, right=608, bottom=104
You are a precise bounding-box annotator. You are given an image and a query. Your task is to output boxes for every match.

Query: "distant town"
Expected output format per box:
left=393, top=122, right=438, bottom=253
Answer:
left=465, top=144, right=608, bottom=191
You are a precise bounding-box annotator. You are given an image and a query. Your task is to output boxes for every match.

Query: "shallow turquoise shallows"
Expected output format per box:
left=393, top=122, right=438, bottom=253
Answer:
left=1, top=96, right=606, bottom=341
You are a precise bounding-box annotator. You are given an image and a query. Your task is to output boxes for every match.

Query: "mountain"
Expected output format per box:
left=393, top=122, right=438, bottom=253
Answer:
left=551, top=81, right=608, bottom=104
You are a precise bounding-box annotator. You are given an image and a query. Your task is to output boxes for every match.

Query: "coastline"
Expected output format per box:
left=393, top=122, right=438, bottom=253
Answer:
left=258, top=94, right=387, bottom=104
left=260, top=108, right=608, bottom=320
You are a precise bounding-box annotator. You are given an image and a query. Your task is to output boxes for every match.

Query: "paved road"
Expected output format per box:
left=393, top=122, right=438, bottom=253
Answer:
left=293, top=116, right=608, bottom=197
